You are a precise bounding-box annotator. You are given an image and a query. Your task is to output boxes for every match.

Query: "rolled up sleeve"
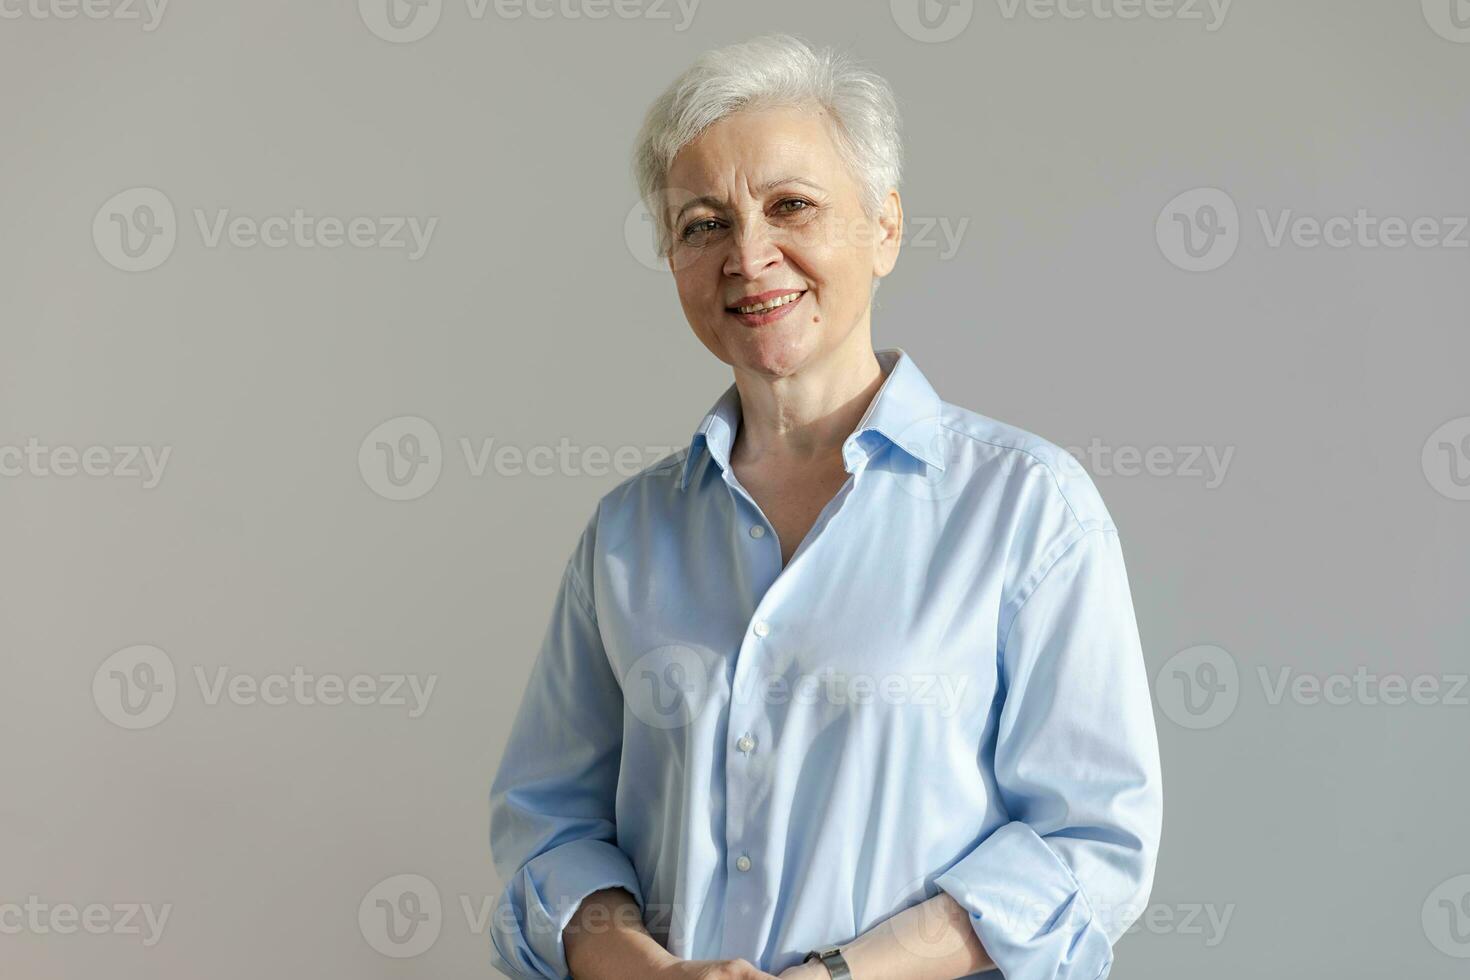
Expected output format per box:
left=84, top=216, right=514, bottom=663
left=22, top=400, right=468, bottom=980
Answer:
left=488, top=511, right=645, bottom=979
left=935, top=526, right=1163, bottom=980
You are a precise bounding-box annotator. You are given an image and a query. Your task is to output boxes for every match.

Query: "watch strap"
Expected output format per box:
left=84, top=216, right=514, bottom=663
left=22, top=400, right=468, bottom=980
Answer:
left=803, top=945, right=853, bottom=980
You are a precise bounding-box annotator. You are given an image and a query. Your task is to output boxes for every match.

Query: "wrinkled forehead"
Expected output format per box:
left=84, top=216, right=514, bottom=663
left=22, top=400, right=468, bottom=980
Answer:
left=664, top=105, right=845, bottom=204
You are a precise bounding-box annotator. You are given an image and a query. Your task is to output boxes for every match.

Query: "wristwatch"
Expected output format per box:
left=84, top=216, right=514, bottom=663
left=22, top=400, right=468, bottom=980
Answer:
left=802, top=944, right=853, bottom=979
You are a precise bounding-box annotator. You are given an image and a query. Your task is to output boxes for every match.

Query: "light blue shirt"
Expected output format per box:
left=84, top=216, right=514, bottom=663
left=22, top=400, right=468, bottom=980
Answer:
left=489, top=347, right=1163, bottom=980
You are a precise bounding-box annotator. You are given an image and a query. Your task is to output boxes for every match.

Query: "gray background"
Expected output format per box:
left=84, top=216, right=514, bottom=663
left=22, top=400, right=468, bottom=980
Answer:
left=3, top=1, right=1468, bottom=977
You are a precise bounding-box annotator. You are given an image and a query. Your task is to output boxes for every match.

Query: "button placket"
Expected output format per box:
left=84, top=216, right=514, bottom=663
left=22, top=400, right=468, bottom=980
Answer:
left=721, top=489, right=784, bottom=948
left=728, top=619, right=768, bottom=890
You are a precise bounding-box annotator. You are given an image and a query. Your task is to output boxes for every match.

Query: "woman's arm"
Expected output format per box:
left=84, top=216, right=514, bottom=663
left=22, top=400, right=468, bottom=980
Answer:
left=565, top=887, right=783, bottom=980
left=488, top=510, right=651, bottom=978
left=564, top=888, right=677, bottom=976
left=777, top=892, right=995, bottom=980
left=787, top=526, right=1161, bottom=980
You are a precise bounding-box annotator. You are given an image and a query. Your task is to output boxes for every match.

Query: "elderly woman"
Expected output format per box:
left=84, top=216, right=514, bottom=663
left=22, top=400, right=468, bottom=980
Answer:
left=489, top=33, right=1162, bottom=980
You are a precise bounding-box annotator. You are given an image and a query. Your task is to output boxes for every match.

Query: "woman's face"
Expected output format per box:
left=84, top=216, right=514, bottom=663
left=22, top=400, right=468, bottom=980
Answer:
left=663, top=104, right=902, bottom=379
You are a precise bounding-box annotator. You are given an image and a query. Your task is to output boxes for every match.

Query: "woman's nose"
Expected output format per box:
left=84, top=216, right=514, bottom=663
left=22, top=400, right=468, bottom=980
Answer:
left=723, top=221, right=783, bottom=280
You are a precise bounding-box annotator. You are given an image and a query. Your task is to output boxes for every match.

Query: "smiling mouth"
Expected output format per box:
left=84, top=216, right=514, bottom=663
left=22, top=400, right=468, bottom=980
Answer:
left=727, top=290, right=806, bottom=315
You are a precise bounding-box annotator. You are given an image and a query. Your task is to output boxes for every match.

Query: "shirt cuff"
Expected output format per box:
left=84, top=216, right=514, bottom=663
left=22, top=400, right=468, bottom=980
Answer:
left=490, top=837, right=646, bottom=979
left=934, top=821, right=1113, bottom=980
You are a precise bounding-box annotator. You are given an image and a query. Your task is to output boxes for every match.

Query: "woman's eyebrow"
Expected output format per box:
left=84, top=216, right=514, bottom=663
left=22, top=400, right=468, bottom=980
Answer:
left=759, top=175, right=824, bottom=194
left=671, top=177, right=826, bottom=224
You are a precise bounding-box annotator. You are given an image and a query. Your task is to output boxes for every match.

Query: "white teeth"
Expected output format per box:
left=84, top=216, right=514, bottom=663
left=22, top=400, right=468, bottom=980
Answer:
left=735, top=291, right=803, bottom=314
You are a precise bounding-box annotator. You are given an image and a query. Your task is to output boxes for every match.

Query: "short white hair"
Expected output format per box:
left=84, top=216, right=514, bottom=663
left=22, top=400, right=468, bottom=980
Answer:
left=631, top=33, right=904, bottom=261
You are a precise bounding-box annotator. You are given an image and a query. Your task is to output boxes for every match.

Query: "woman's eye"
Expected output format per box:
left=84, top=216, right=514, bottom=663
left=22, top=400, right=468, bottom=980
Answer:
left=775, top=198, right=811, bottom=214
left=681, top=219, right=721, bottom=242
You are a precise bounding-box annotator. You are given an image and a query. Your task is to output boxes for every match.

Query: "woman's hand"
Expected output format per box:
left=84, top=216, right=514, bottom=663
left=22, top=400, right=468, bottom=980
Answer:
left=649, top=958, right=781, bottom=980
left=775, top=961, right=831, bottom=979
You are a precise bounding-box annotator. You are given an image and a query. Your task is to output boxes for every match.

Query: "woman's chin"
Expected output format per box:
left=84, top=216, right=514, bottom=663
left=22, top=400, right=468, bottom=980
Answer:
left=725, top=329, right=825, bottom=378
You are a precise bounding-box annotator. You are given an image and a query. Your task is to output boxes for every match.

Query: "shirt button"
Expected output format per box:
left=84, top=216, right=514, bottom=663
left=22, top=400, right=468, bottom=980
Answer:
left=753, top=621, right=770, bottom=638
left=749, top=524, right=765, bottom=538
left=736, top=854, right=752, bottom=872
left=736, top=733, right=755, bottom=754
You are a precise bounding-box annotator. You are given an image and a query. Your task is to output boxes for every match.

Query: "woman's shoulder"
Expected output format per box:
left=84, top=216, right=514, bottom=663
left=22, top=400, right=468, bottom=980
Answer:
left=587, top=445, right=691, bottom=519
left=936, top=399, right=1115, bottom=536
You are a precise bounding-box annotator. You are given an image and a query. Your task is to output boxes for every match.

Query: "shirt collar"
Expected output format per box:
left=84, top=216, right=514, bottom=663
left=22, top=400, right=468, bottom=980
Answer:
left=678, top=346, right=947, bottom=492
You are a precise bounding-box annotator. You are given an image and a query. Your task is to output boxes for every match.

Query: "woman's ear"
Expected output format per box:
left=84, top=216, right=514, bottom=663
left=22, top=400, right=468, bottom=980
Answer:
left=873, top=188, right=904, bottom=278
